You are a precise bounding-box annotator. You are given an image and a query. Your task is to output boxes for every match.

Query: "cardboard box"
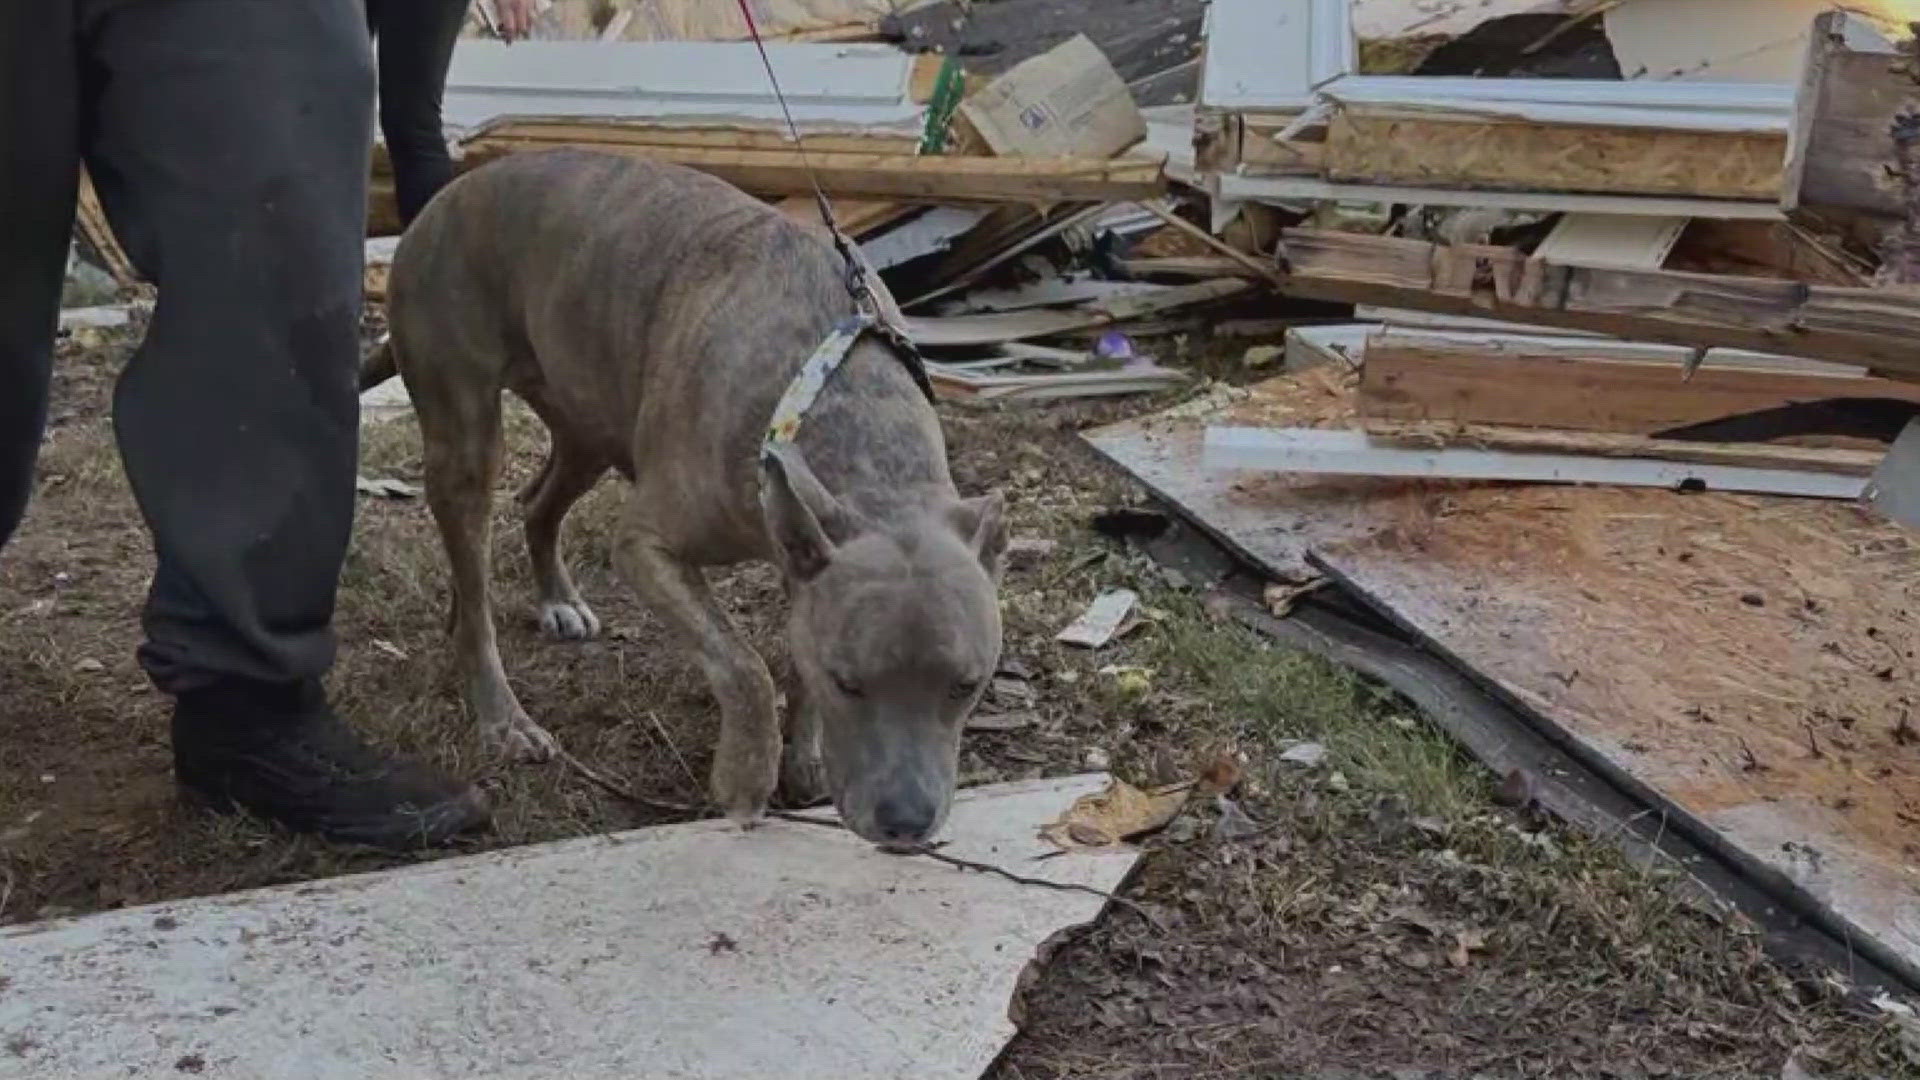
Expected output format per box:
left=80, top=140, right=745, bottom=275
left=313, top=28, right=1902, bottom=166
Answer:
left=956, top=34, right=1146, bottom=158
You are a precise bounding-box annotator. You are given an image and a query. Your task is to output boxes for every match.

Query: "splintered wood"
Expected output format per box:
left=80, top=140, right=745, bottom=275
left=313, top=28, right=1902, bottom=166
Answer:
left=1315, top=491, right=1920, bottom=980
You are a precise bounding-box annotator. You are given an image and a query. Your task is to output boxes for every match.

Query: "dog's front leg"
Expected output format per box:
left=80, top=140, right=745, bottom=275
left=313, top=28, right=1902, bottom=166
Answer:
left=612, top=516, right=779, bottom=824
left=779, top=666, right=829, bottom=806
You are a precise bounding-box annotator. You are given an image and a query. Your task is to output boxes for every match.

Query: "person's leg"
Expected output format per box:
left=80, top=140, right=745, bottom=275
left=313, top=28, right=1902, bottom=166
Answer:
left=371, top=0, right=469, bottom=226
left=0, top=0, right=79, bottom=550
left=79, top=0, right=487, bottom=848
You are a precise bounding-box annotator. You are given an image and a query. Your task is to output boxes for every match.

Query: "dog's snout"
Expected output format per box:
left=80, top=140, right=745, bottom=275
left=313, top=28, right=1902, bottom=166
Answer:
left=873, top=792, right=938, bottom=844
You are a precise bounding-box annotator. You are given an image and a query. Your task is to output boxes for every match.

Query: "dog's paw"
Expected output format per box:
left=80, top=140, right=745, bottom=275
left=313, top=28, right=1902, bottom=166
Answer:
left=778, top=740, right=831, bottom=807
left=712, top=757, right=776, bottom=826
left=489, top=713, right=561, bottom=763
left=538, top=599, right=601, bottom=641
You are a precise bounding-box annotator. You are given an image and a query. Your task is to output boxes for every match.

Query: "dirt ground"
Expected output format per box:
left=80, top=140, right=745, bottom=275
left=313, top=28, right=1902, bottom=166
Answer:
left=1, top=315, right=1915, bottom=1078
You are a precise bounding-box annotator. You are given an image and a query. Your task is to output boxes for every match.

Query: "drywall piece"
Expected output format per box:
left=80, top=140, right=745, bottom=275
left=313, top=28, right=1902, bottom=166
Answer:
left=440, top=40, right=924, bottom=133
left=1602, top=0, right=1897, bottom=84
left=0, top=775, right=1133, bottom=1080
left=1203, top=425, right=1867, bottom=499
left=1216, top=172, right=1784, bottom=220
left=1197, top=0, right=1322, bottom=109
left=1533, top=213, right=1689, bottom=269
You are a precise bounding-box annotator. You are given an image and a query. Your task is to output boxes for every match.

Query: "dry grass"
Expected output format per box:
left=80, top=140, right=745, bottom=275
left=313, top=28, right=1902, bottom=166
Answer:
left=0, top=319, right=1912, bottom=1076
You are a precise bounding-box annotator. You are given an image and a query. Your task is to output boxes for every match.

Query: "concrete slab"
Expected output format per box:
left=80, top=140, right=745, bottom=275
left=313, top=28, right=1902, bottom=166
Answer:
left=0, top=775, right=1130, bottom=1080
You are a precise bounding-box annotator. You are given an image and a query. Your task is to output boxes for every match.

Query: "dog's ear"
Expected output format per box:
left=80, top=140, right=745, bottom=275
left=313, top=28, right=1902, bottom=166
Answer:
left=950, top=491, right=1008, bottom=576
left=761, top=444, right=851, bottom=580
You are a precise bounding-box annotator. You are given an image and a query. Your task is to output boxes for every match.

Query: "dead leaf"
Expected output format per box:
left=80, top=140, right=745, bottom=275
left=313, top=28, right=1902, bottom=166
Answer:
left=1040, top=778, right=1191, bottom=851
left=1262, top=576, right=1328, bottom=618
left=1779, top=1050, right=1817, bottom=1080
left=1195, top=755, right=1241, bottom=797
left=72, top=658, right=104, bottom=673
left=371, top=639, right=409, bottom=661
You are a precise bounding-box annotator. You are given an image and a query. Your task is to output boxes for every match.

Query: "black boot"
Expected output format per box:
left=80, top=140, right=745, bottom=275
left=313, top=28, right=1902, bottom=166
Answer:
left=172, top=678, right=490, bottom=850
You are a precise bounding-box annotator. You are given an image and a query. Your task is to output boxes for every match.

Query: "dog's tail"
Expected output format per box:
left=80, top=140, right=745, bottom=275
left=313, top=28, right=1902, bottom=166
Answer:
left=359, top=335, right=398, bottom=393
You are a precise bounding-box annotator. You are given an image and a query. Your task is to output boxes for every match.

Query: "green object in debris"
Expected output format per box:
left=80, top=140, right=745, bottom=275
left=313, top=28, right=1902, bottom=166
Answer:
left=919, top=53, right=965, bottom=155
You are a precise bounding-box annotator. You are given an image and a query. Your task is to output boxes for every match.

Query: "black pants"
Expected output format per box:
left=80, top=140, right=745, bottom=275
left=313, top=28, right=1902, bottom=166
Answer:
left=0, top=0, right=374, bottom=695
left=367, top=0, right=471, bottom=226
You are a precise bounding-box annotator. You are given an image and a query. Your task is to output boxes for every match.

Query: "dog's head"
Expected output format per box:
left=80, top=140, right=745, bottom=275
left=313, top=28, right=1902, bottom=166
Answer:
left=760, top=443, right=1006, bottom=847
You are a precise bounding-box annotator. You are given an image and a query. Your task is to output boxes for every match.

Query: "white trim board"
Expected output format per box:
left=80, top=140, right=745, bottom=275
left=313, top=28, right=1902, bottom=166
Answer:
left=1203, top=426, right=1867, bottom=500
left=440, top=40, right=925, bottom=134
left=1198, top=0, right=1795, bottom=133
left=1213, top=172, right=1785, bottom=220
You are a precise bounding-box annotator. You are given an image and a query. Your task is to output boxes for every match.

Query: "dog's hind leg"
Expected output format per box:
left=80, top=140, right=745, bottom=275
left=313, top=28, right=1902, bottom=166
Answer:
left=611, top=509, right=779, bottom=824
left=412, top=365, right=559, bottom=763
left=520, top=426, right=606, bottom=642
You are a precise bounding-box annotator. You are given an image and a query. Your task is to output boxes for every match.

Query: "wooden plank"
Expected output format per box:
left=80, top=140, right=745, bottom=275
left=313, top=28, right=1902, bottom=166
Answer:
left=1264, top=228, right=1920, bottom=379
left=1322, top=108, right=1787, bottom=201
left=1203, top=425, right=1867, bottom=498
left=1219, top=170, right=1785, bottom=220
left=471, top=120, right=919, bottom=154
left=1782, top=10, right=1906, bottom=217
left=1357, top=419, right=1882, bottom=477
left=461, top=138, right=1167, bottom=202
left=1357, top=338, right=1920, bottom=434
left=74, top=168, right=138, bottom=287
left=1532, top=213, right=1688, bottom=270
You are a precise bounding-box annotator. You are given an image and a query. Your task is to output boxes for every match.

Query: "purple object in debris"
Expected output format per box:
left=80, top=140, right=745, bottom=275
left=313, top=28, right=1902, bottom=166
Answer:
left=1094, top=330, right=1133, bottom=360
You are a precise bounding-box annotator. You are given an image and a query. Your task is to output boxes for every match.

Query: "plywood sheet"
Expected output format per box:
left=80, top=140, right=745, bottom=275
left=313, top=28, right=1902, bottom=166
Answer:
left=1090, top=369, right=1920, bottom=985
left=1323, top=109, right=1786, bottom=200
left=1313, top=482, right=1920, bottom=983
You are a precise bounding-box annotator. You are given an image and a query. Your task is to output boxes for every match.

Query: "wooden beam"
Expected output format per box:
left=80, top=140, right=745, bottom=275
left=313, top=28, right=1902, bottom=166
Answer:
left=1782, top=10, right=1906, bottom=218
left=1323, top=107, right=1786, bottom=201
left=1358, top=336, right=1920, bottom=434
left=467, top=120, right=918, bottom=155
left=461, top=138, right=1167, bottom=203
left=1356, top=419, right=1883, bottom=477
left=1261, top=228, right=1920, bottom=380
